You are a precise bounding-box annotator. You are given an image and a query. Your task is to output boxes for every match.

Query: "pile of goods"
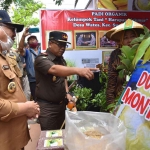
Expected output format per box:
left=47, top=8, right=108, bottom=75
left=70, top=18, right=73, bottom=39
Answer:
left=37, top=130, right=65, bottom=150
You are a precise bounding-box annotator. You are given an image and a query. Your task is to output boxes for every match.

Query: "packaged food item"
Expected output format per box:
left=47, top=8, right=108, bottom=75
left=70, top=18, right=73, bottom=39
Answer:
left=40, top=130, right=64, bottom=139
left=37, top=138, right=64, bottom=150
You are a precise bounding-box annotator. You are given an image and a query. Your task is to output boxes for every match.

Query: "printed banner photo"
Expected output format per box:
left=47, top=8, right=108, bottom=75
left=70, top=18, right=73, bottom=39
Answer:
left=96, top=0, right=128, bottom=10
left=40, top=10, right=150, bottom=50
left=128, top=0, right=150, bottom=11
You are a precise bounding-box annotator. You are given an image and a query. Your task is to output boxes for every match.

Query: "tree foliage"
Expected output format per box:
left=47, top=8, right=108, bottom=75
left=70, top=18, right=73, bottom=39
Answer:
left=1, top=0, right=64, bottom=26
left=1, top=0, right=64, bottom=11
left=0, top=0, right=34, bottom=10
left=11, top=2, right=45, bottom=27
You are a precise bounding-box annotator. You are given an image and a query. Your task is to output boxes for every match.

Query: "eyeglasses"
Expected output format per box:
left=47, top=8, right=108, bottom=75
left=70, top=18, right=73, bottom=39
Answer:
left=0, top=23, right=16, bottom=33
left=51, top=40, right=67, bottom=48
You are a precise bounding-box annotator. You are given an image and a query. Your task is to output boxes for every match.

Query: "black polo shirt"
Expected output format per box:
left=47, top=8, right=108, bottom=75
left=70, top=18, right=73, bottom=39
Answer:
left=34, top=50, right=66, bottom=102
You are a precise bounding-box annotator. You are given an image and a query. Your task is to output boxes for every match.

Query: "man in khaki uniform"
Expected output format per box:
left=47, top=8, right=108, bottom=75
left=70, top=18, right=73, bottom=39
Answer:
left=0, top=10, right=40, bottom=150
left=34, top=31, right=99, bottom=130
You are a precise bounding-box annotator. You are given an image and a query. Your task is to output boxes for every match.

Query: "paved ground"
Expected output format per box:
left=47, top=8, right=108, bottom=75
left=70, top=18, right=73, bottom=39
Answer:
left=25, top=120, right=41, bottom=150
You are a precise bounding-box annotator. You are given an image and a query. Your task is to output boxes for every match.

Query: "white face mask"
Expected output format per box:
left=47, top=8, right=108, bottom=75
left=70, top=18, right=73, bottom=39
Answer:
left=0, top=27, right=14, bottom=51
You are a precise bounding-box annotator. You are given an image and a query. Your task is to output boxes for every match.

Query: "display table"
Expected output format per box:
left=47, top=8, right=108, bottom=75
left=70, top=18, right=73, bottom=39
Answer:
left=36, top=130, right=68, bottom=150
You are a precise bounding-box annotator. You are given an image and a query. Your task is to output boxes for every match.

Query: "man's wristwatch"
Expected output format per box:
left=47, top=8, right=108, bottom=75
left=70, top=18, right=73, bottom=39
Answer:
left=66, top=92, right=70, bottom=95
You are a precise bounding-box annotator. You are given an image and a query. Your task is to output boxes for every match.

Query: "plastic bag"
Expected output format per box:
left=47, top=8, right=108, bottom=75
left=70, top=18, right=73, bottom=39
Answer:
left=64, top=111, right=126, bottom=150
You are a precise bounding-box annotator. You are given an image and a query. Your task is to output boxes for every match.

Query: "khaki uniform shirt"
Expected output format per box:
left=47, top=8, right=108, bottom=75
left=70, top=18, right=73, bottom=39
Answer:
left=0, top=52, right=30, bottom=150
left=34, top=50, right=66, bottom=102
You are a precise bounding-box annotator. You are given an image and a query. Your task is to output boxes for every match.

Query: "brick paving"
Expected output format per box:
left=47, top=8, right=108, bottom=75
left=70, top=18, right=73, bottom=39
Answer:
left=25, top=120, right=41, bottom=150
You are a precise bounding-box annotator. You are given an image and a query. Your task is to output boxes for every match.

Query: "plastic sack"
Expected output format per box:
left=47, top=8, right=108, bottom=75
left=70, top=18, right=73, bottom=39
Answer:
left=64, top=111, right=126, bottom=150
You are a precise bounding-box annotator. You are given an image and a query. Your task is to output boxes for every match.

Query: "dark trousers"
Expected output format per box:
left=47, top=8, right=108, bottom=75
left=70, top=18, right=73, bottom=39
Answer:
left=29, top=82, right=36, bottom=100
left=37, top=101, right=66, bottom=130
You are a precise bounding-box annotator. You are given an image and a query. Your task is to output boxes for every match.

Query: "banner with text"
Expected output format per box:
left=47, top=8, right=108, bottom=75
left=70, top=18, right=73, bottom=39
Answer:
left=116, top=60, right=150, bottom=150
left=40, top=10, right=150, bottom=50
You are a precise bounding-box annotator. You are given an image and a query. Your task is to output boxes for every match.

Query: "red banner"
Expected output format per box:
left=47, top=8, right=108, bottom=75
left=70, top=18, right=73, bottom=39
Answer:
left=40, top=10, right=150, bottom=50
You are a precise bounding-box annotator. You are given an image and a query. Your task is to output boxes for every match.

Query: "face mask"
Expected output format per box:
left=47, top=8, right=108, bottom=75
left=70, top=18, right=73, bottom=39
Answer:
left=29, top=42, right=38, bottom=49
left=0, top=27, right=14, bottom=51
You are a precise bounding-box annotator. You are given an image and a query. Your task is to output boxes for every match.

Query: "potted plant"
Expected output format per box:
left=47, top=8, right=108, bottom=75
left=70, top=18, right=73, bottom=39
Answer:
left=72, top=86, right=93, bottom=111
left=91, top=65, right=119, bottom=112
left=70, top=64, right=118, bottom=112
